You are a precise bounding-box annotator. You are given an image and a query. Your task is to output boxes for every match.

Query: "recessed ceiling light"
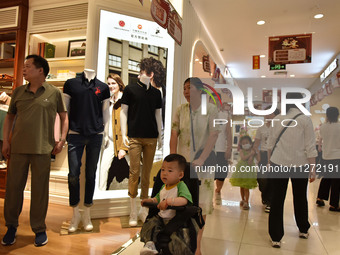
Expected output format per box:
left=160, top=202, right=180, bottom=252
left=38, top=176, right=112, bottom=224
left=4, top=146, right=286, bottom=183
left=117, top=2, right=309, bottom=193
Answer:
left=257, top=20, right=265, bottom=25
left=195, top=58, right=199, bottom=61
left=314, top=14, right=324, bottom=19
left=263, top=88, right=267, bottom=89
left=290, top=74, right=295, bottom=77
left=260, top=55, right=266, bottom=58
left=261, top=75, right=266, bottom=78
left=199, top=62, right=202, bottom=64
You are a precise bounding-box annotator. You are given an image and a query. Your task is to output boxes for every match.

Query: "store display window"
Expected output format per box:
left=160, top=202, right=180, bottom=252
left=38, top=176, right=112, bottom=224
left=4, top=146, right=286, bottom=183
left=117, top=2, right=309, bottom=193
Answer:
left=95, top=10, right=175, bottom=197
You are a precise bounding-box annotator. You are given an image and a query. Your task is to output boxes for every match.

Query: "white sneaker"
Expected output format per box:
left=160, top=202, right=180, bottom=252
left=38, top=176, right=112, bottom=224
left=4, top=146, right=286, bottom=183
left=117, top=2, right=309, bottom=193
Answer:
left=82, top=208, right=93, bottom=231
left=140, top=241, right=158, bottom=255
left=138, top=206, right=149, bottom=223
left=68, top=210, right=81, bottom=233
left=243, top=203, right=250, bottom=210
left=129, top=212, right=138, bottom=227
left=129, top=197, right=138, bottom=227
left=264, top=205, right=270, bottom=213
left=271, top=241, right=281, bottom=248
left=215, top=192, right=222, bottom=205
left=299, top=232, right=309, bottom=239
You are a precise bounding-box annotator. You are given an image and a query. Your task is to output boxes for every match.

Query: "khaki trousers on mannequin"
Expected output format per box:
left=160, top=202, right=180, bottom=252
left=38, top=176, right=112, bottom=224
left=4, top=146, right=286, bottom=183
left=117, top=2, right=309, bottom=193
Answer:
left=4, top=153, right=51, bottom=233
left=128, top=138, right=157, bottom=199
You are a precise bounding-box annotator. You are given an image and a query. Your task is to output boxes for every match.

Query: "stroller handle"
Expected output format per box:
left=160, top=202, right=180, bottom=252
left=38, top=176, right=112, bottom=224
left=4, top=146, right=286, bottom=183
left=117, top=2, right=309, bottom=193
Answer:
left=142, top=201, right=186, bottom=211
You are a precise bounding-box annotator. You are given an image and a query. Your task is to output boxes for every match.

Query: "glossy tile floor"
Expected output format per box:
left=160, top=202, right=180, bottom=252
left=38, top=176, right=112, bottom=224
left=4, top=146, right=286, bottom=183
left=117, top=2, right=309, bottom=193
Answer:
left=119, top=178, right=340, bottom=255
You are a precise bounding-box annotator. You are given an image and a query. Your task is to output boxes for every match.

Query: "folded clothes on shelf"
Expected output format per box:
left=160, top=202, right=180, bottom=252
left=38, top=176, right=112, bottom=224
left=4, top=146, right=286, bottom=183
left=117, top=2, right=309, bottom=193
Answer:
left=0, top=74, right=14, bottom=80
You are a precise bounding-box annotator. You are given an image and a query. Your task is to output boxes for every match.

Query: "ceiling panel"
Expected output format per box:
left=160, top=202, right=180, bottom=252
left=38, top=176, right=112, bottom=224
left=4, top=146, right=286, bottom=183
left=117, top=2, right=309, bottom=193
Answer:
left=190, top=0, right=340, bottom=97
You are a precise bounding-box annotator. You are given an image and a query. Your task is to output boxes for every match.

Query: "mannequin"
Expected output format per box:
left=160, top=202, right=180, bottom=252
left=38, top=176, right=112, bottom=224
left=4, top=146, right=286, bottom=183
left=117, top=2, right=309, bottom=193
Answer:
left=84, top=68, right=96, bottom=81
left=63, top=68, right=110, bottom=232
left=121, top=57, right=164, bottom=227
left=121, top=74, right=163, bottom=149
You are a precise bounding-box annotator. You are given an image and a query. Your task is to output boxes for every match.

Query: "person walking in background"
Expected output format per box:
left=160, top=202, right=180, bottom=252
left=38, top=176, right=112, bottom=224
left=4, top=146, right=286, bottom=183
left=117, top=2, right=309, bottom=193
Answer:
left=214, top=102, right=232, bottom=205
left=253, top=107, right=280, bottom=213
left=267, top=92, right=317, bottom=249
left=1, top=55, right=68, bottom=247
left=230, top=135, right=259, bottom=210
left=170, top=77, right=219, bottom=255
left=317, top=107, right=340, bottom=211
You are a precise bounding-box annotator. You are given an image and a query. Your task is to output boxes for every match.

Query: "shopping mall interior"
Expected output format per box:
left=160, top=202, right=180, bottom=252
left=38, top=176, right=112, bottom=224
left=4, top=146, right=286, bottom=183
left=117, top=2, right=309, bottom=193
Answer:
left=0, top=0, right=340, bottom=254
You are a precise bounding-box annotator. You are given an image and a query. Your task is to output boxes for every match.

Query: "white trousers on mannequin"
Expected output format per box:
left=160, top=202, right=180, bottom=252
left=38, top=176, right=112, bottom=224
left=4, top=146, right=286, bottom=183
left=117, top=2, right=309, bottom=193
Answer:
left=97, top=139, right=114, bottom=191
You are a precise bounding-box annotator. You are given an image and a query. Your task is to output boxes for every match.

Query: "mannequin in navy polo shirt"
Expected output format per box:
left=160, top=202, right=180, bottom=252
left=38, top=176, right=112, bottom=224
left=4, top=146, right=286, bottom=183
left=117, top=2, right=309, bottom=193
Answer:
left=63, top=68, right=110, bottom=232
left=121, top=57, right=165, bottom=227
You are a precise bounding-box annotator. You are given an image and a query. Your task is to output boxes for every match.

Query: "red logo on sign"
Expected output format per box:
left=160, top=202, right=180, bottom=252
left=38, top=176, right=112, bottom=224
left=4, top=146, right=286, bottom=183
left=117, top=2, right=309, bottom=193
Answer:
left=119, top=20, right=125, bottom=27
left=95, top=87, right=101, bottom=95
left=138, top=24, right=142, bottom=29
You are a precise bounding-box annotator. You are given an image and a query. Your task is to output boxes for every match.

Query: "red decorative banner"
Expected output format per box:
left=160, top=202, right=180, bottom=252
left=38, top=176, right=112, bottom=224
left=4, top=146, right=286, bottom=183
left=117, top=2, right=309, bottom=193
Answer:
left=310, top=94, right=317, bottom=106
left=253, top=55, right=260, bottom=69
left=167, top=10, right=182, bottom=46
left=202, top=55, right=211, bottom=73
left=212, top=67, right=220, bottom=82
left=268, top=34, right=312, bottom=65
left=316, top=88, right=324, bottom=101
left=150, top=0, right=170, bottom=29
left=324, top=80, right=333, bottom=95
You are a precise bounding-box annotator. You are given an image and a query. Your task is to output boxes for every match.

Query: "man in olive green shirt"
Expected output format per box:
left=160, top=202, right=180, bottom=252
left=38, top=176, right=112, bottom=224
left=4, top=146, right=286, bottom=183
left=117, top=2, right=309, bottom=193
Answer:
left=1, top=55, right=68, bottom=247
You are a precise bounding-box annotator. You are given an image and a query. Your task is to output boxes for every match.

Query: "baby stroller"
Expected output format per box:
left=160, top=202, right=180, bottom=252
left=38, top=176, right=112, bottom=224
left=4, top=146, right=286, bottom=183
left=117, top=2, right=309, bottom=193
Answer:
left=141, top=163, right=205, bottom=255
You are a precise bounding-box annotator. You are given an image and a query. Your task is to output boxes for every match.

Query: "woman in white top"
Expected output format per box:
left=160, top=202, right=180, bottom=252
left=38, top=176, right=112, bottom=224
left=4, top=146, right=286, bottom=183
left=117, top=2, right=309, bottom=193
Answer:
left=318, top=107, right=340, bottom=211
left=170, top=77, right=219, bottom=255
left=253, top=107, right=280, bottom=212
left=267, top=92, right=317, bottom=248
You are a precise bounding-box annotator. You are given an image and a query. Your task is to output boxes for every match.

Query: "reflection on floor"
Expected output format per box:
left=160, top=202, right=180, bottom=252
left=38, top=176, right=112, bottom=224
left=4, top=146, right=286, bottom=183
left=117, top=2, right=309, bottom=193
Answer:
left=120, top=178, right=340, bottom=255
left=0, top=199, right=140, bottom=255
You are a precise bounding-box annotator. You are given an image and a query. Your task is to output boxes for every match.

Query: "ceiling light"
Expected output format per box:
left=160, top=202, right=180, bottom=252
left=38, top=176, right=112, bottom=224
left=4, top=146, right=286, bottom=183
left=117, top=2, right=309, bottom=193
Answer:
left=261, top=75, right=266, bottom=78
left=199, top=62, right=202, bottom=64
left=257, top=20, right=265, bottom=25
left=195, top=58, right=199, bottom=61
left=314, top=14, right=324, bottom=19
left=263, top=88, right=267, bottom=89
left=260, top=55, right=265, bottom=58
left=290, top=74, right=295, bottom=77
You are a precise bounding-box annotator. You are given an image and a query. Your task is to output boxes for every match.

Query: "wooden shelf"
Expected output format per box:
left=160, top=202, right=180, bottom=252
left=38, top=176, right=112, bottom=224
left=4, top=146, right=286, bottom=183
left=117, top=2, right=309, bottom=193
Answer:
left=0, top=168, right=7, bottom=198
left=47, top=56, right=85, bottom=62
left=0, top=78, right=13, bottom=82
left=47, top=78, right=67, bottom=82
left=46, top=79, right=67, bottom=88
left=0, top=81, right=13, bottom=88
left=47, top=56, right=85, bottom=68
left=0, top=58, right=14, bottom=68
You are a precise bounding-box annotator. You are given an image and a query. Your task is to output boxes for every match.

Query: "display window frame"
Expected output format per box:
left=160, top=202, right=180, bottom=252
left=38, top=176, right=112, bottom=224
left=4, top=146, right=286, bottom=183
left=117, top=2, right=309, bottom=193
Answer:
left=95, top=10, right=175, bottom=199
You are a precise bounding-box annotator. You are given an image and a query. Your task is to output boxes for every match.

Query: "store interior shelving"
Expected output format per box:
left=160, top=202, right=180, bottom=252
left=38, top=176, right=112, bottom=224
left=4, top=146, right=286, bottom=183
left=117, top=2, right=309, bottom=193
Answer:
left=0, top=31, right=16, bottom=94
left=28, top=28, right=87, bottom=89
left=25, top=29, right=88, bottom=195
